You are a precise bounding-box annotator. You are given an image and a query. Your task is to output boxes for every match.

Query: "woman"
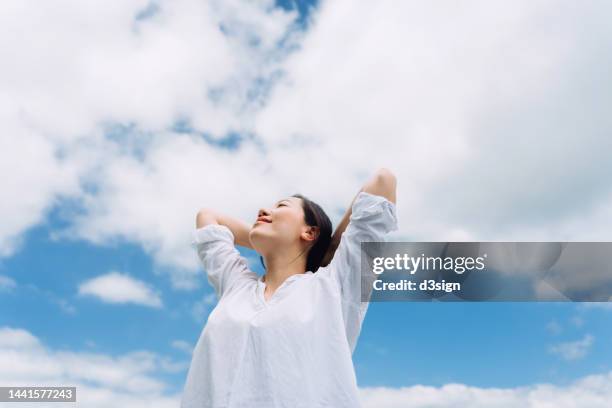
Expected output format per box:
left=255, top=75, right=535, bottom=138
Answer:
left=181, top=168, right=398, bottom=408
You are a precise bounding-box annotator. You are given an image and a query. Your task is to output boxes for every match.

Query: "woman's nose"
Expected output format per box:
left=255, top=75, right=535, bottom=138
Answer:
left=258, top=208, right=270, bottom=217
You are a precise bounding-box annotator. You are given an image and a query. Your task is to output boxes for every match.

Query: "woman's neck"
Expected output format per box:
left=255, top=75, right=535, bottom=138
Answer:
left=262, top=247, right=309, bottom=290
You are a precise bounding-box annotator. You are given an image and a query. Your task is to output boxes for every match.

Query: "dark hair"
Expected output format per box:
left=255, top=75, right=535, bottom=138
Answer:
left=259, top=193, right=333, bottom=273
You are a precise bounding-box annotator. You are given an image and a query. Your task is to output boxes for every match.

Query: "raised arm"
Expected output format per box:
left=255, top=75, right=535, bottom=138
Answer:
left=195, top=209, right=254, bottom=249
left=321, top=168, right=397, bottom=267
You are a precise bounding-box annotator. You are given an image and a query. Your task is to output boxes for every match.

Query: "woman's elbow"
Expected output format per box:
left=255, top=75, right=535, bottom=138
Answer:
left=364, top=168, right=397, bottom=204
left=375, top=168, right=396, bottom=188
left=196, top=208, right=218, bottom=228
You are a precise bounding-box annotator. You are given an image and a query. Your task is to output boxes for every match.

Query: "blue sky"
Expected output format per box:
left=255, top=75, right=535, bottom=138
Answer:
left=1, top=0, right=612, bottom=406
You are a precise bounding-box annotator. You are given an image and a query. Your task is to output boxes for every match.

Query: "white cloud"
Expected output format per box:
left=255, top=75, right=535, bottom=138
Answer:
left=0, top=274, right=16, bottom=291
left=254, top=0, right=612, bottom=242
left=0, top=126, right=82, bottom=258
left=0, top=327, right=40, bottom=349
left=53, top=133, right=280, bottom=290
left=171, top=339, right=194, bottom=355
left=0, top=326, right=183, bottom=408
left=359, top=371, right=612, bottom=408
left=549, top=334, right=594, bottom=361
left=0, top=0, right=299, bottom=282
left=2, top=326, right=611, bottom=407
left=78, top=271, right=163, bottom=308
left=2, top=0, right=612, bottom=294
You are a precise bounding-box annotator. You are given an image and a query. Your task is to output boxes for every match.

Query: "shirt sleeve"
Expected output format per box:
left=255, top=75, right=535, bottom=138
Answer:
left=191, top=224, right=251, bottom=300
left=319, top=191, right=398, bottom=353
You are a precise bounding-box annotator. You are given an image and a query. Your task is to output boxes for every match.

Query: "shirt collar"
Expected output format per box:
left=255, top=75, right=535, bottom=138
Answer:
left=258, top=271, right=313, bottom=284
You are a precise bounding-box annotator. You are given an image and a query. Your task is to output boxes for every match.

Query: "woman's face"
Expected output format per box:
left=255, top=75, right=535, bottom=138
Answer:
left=249, top=196, right=310, bottom=253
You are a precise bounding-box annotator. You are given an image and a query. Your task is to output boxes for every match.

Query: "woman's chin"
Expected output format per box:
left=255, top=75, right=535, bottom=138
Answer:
left=249, top=230, right=272, bottom=247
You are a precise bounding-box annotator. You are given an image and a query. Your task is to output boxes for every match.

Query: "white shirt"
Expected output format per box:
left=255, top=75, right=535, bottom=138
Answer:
left=181, top=191, right=398, bottom=408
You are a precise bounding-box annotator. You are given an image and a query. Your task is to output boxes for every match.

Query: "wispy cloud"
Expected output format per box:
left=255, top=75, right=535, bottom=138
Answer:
left=570, top=316, right=584, bottom=328
left=78, top=271, right=163, bottom=308
left=359, top=370, right=612, bottom=408
left=0, top=326, right=182, bottom=407
left=0, top=274, right=16, bottom=291
left=3, top=326, right=611, bottom=407
left=546, top=320, right=562, bottom=335
left=549, top=334, right=594, bottom=361
left=171, top=340, right=194, bottom=355
left=17, top=282, right=77, bottom=314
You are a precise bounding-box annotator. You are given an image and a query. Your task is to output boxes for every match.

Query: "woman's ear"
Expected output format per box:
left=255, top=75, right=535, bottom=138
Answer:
left=302, top=226, right=320, bottom=242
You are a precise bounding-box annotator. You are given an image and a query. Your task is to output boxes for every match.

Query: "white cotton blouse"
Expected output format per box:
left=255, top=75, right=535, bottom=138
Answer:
left=180, top=191, right=398, bottom=408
